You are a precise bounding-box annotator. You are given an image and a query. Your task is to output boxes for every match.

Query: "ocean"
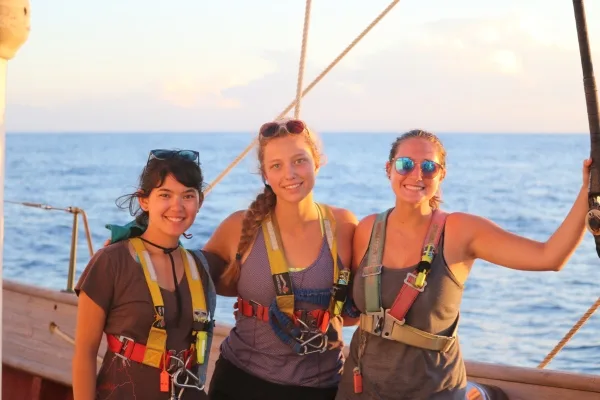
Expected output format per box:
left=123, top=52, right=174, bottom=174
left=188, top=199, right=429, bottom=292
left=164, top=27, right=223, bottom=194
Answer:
left=4, top=132, right=599, bottom=375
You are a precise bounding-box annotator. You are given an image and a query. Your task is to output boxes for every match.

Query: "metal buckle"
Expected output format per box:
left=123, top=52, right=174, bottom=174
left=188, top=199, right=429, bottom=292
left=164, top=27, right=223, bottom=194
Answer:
left=380, top=310, right=405, bottom=340
left=365, top=308, right=385, bottom=335
left=404, top=273, right=426, bottom=292
left=248, top=299, right=264, bottom=319
left=113, top=335, right=135, bottom=363
left=362, top=265, right=382, bottom=277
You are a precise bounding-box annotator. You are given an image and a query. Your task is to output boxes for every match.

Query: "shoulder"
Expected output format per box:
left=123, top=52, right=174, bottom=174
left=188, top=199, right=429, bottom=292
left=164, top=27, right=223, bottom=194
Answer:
left=357, top=213, right=378, bottom=233
left=330, top=206, right=358, bottom=225
left=100, top=240, right=132, bottom=258
left=444, top=211, right=481, bottom=229
left=319, top=204, right=358, bottom=227
left=217, top=209, right=247, bottom=231
left=85, top=241, right=129, bottom=268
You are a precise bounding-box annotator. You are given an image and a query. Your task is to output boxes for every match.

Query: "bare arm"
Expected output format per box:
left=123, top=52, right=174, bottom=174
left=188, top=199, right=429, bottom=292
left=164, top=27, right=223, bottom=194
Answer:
left=331, top=206, right=359, bottom=326
left=466, top=159, right=591, bottom=272
left=341, top=214, right=376, bottom=326
left=72, top=292, right=106, bottom=400
left=203, top=210, right=245, bottom=297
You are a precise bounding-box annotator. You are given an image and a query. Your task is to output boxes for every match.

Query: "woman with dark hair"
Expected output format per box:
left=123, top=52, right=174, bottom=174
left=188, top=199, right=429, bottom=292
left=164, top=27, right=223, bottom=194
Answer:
left=73, top=150, right=222, bottom=400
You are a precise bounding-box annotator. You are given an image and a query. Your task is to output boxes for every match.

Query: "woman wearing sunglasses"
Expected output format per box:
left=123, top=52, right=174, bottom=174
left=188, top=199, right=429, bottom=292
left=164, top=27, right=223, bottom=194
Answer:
left=334, top=129, right=591, bottom=400
left=204, top=118, right=359, bottom=400
left=73, top=150, right=222, bottom=400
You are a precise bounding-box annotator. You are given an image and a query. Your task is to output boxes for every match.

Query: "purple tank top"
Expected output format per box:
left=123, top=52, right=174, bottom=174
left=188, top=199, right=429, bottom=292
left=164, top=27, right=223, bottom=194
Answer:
left=220, top=229, right=344, bottom=388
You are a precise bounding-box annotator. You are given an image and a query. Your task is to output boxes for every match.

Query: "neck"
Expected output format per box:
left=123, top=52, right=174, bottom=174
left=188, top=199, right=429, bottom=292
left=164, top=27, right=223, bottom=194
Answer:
left=140, top=225, right=180, bottom=251
left=274, top=193, right=319, bottom=233
left=390, top=200, right=433, bottom=229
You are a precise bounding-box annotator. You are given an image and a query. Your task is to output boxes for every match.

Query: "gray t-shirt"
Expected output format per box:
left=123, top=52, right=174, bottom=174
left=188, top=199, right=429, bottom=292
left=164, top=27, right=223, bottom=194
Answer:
left=75, top=240, right=222, bottom=400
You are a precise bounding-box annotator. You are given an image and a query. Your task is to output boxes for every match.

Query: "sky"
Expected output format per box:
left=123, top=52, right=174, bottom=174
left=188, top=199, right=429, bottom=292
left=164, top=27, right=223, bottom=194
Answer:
left=5, top=0, right=600, bottom=133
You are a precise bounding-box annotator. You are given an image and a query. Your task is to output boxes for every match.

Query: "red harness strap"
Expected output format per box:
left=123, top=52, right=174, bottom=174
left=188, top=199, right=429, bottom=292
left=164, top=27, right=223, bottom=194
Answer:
left=106, top=334, right=195, bottom=370
left=234, top=297, right=330, bottom=333
left=388, top=210, right=448, bottom=322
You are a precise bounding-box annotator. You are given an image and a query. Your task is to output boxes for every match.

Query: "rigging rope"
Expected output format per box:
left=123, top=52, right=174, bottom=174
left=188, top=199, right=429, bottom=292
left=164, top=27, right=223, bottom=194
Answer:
left=537, top=296, right=600, bottom=368
left=204, top=0, right=401, bottom=195
left=294, top=0, right=312, bottom=119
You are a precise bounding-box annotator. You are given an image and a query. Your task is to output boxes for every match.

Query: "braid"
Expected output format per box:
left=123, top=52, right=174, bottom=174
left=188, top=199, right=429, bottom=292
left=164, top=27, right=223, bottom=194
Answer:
left=221, top=185, right=277, bottom=286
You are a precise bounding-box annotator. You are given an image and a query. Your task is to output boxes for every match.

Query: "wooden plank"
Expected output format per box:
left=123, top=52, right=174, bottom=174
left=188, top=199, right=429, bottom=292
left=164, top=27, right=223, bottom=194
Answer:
left=465, top=361, right=600, bottom=393
left=471, top=377, right=600, bottom=400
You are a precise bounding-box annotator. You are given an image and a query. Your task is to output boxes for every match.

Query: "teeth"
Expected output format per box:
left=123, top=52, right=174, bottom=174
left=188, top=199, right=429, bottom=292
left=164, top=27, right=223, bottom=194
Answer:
left=285, top=183, right=301, bottom=189
left=404, top=185, right=424, bottom=191
left=166, top=217, right=184, bottom=222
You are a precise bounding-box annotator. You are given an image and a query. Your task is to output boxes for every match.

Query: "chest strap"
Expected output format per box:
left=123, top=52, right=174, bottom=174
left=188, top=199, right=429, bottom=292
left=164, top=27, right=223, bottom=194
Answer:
left=234, top=297, right=330, bottom=332
left=130, top=238, right=211, bottom=368
left=106, top=334, right=196, bottom=370
left=361, top=209, right=455, bottom=352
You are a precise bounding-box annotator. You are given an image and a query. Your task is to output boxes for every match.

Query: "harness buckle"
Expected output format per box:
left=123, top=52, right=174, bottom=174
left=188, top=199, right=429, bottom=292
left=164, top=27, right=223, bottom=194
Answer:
left=404, top=273, right=427, bottom=292
left=362, top=265, right=383, bottom=277
left=113, top=335, right=135, bottom=362
left=364, top=308, right=385, bottom=335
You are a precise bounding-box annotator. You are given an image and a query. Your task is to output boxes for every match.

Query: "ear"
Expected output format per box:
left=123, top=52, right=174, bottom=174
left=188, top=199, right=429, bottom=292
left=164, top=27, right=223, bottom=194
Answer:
left=439, top=168, right=446, bottom=182
left=197, top=193, right=205, bottom=212
left=385, top=161, right=392, bottom=179
left=137, top=192, right=149, bottom=212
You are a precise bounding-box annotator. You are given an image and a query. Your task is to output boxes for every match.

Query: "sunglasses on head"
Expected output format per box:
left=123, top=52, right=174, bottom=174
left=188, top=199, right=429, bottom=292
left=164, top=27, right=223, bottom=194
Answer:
left=259, top=119, right=306, bottom=138
left=147, top=149, right=200, bottom=166
left=393, top=157, right=443, bottom=179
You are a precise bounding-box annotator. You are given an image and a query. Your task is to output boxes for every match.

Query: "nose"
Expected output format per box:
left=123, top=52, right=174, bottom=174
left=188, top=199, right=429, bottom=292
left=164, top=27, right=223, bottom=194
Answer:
left=409, top=163, right=423, bottom=180
left=170, top=195, right=184, bottom=209
left=283, top=162, right=297, bottom=180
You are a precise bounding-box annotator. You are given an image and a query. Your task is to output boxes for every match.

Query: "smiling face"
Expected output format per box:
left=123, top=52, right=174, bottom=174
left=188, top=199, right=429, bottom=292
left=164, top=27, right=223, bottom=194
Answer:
left=386, top=133, right=446, bottom=209
left=261, top=134, right=319, bottom=204
left=139, top=173, right=201, bottom=239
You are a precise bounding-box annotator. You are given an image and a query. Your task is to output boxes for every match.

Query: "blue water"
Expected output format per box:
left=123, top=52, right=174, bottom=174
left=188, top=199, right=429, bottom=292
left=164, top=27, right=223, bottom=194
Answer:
left=4, top=132, right=599, bottom=375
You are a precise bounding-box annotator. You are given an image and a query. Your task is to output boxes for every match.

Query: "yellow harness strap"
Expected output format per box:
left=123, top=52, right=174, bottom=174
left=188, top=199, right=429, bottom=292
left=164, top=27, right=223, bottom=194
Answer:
left=130, top=238, right=208, bottom=368
left=261, top=203, right=338, bottom=319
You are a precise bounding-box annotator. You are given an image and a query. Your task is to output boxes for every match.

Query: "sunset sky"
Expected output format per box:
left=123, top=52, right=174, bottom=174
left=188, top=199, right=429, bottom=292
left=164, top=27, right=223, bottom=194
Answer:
left=6, top=0, right=600, bottom=133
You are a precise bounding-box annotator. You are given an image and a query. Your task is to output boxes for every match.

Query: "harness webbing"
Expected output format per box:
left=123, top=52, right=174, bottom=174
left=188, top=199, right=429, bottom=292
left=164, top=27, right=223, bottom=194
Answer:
left=258, top=202, right=350, bottom=353
left=130, top=238, right=210, bottom=368
left=363, top=209, right=448, bottom=316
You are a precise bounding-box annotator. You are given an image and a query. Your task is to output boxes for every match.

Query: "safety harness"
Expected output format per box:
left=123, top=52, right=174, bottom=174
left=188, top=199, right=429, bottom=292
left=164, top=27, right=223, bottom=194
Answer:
left=106, top=238, right=216, bottom=398
left=234, top=203, right=352, bottom=355
left=353, top=209, right=457, bottom=394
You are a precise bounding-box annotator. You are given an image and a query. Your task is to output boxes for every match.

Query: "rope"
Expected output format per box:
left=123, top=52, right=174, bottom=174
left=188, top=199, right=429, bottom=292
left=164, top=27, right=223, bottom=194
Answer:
left=537, top=296, right=600, bottom=369
left=204, top=0, right=402, bottom=195
left=49, top=322, right=103, bottom=364
left=294, top=0, right=312, bottom=119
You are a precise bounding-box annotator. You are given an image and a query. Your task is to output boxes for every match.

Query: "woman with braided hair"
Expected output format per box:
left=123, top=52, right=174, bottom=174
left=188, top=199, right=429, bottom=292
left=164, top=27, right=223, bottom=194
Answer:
left=204, top=118, right=359, bottom=400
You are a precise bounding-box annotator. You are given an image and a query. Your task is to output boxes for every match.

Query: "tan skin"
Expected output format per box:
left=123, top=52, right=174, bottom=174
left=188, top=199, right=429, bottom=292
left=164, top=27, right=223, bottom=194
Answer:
left=73, top=175, right=202, bottom=400
left=353, top=137, right=591, bottom=283
left=203, top=133, right=359, bottom=326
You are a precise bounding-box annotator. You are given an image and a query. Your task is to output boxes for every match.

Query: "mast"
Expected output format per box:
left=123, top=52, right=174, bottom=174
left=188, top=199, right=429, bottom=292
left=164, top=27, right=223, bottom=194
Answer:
left=573, top=1, right=600, bottom=255
left=0, top=0, right=31, bottom=386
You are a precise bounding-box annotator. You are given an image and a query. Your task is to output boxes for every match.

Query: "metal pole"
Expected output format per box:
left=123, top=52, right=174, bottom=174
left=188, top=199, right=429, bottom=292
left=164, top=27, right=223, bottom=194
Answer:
left=64, top=209, right=80, bottom=292
left=0, top=0, right=31, bottom=389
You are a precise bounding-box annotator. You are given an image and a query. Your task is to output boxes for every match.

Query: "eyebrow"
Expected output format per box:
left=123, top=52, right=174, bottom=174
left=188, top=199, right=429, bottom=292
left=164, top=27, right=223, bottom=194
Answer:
left=267, top=152, right=308, bottom=163
left=156, top=188, right=197, bottom=193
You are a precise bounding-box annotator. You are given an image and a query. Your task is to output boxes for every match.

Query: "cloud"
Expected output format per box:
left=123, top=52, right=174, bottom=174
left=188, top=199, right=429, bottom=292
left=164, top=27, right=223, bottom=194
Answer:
left=7, top=14, right=600, bottom=133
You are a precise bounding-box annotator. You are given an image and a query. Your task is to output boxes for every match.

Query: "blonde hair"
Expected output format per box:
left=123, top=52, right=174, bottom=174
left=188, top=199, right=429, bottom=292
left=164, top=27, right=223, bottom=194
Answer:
left=388, top=129, right=446, bottom=209
left=220, top=119, right=323, bottom=285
